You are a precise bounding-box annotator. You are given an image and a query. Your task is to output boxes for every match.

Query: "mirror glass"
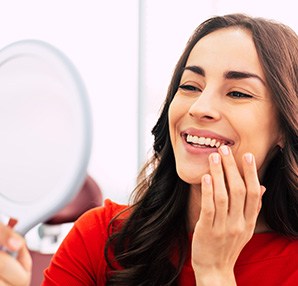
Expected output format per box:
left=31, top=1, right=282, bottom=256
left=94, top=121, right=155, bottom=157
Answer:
left=0, top=40, right=92, bottom=235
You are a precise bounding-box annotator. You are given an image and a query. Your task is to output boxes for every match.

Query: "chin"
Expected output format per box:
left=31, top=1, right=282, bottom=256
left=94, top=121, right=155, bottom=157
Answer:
left=176, top=169, right=204, bottom=185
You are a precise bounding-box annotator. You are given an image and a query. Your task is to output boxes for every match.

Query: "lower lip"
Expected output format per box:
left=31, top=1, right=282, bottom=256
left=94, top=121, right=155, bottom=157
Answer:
left=182, top=136, right=219, bottom=155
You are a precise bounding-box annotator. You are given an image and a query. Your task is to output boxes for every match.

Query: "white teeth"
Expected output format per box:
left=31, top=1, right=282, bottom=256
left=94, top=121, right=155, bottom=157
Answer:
left=186, top=135, right=224, bottom=148
left=198, top=137, right=205, bottom=144
left=193, top=136, right=199, bottom=144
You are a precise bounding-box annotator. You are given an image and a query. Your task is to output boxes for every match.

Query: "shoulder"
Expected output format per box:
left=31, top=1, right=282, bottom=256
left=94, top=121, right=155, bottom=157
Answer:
left=77, top=199, right=128, bottom=223
left=74, top=199, right=129, bottom=237
left=43, top=199, right=129, bottom=285
left=58, top=198, right=129, bottom=252
left=237, top=232, right=298, bottom=264
left=235, top=233, right=298, bottom=285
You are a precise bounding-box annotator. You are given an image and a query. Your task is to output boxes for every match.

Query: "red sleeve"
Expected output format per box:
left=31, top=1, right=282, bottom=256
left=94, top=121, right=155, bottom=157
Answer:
left=42, top=199, right=127, bottom=286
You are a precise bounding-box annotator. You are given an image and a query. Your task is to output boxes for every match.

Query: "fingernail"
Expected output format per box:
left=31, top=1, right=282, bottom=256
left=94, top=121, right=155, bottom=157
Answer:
left=8, top=237, right=22, bottom=250
left=212, top=153, right=220, bottom=164
left=244, top=153, right=253, bottom=164
left=220, top=145, right=229, bottom=155
left=204, top=174, right=211, bottom=185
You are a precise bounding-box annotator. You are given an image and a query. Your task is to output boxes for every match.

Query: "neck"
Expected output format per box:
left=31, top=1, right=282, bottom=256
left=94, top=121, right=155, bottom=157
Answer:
left=187, top=184, right=202, bottom=232
left=254, top=212, right=272, bottom=233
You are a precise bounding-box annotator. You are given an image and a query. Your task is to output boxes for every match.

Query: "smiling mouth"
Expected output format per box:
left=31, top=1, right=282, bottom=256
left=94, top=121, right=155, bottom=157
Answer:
left=184, top=134, right=231, bottom=148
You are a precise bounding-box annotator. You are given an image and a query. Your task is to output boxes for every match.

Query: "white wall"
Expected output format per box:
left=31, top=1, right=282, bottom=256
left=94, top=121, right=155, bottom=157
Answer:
left=0, top=0, right=296, bottom=204
left=0, top=1, right=139, bottom=203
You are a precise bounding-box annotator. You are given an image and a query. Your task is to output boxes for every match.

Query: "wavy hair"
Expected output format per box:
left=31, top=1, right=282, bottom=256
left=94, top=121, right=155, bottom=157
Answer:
left=105, top=13, right=298, bottom=285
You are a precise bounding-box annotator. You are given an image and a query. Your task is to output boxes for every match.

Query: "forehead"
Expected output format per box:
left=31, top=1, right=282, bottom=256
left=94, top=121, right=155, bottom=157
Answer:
left=186, top=27, right=265, bottom=78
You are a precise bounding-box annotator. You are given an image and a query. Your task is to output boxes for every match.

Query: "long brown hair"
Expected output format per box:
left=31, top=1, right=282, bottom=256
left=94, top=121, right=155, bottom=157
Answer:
left=105, top=14, right=298, bottom=285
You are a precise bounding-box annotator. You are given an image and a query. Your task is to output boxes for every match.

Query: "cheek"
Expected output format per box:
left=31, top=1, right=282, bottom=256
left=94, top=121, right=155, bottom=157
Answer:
left=168, top=98, right=206, bottom=184
left=232, top=122, right=281, bottom=178
left=168, top=97, right=184, bottom=140
left=168, top=103, right=176, bottom=144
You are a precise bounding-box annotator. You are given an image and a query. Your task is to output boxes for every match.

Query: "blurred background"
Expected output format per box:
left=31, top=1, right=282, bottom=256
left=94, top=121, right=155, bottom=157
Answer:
left=0, top=0, right=296, bottom=204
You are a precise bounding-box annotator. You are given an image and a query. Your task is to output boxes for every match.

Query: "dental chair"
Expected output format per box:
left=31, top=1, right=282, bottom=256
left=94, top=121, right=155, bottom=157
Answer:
left=27, top=175, right=103, bottom=286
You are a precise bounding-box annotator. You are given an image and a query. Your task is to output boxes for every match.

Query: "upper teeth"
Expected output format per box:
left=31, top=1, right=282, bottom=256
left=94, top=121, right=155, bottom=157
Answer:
left=186, top=135, right=223, bottom=148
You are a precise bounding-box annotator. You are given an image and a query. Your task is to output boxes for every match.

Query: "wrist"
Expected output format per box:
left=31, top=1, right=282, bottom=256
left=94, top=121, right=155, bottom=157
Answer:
left=194, top=268, right=236, bottom=286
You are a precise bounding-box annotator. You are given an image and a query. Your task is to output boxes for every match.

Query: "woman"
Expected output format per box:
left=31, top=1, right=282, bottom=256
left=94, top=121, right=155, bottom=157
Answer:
left=1, top=13, right=297, bottom=285
left=0, top=220, right=31, bottom=285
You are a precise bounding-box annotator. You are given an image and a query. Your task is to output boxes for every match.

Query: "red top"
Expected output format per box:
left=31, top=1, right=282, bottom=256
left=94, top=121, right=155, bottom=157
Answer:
left=43, top=199, right=298, bottom=285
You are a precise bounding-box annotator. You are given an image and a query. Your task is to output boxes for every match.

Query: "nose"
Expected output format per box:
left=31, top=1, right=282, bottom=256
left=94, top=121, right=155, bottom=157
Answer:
left=188, top=88, right=221, bottom=121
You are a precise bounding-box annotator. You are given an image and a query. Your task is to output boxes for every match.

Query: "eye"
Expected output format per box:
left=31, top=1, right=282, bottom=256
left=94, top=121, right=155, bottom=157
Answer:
left=179, top=84, right=201, bottom=92
left=227, top=91, right=253, bottom=98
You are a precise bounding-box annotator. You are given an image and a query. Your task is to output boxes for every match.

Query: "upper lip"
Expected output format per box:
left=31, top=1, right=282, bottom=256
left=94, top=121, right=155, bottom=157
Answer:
left=181, top=128, right=235, bottom=146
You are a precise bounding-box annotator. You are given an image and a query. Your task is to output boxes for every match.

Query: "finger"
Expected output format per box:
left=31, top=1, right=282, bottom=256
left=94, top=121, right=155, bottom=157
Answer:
left=17, top=243, right=32, bottom=273
left=218, top=145, right=247, bottom=219
left=242, top=153, right=263, bottom=224
left=0, top=250, right=30, bottom=286
left=0, top=228, right=23, bottom=256
left=0, top=222, right=13, bottom=249
left=0, top=223, right=32, bottom=284
left=199, top=174, right=215, bottom=228
left=7, top=233, right=32, bottom=279
left=209, top=152, right=228, bottom=228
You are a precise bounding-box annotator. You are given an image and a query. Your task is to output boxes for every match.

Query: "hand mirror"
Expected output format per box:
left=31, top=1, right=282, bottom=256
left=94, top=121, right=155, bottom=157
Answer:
left=0, top=40, right=92, bottom=235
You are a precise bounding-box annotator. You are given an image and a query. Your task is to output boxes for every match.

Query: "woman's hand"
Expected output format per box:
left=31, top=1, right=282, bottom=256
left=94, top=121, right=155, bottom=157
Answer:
left=191, top=145, right=265, bottom=285
left=0, top=221, right=32, bottom=286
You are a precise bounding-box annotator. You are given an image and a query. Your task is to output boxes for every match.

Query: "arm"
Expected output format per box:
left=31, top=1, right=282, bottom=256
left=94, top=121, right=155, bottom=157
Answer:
left=0, top=221, right=32, bottom=286
left=192, top=146, right=265, bottom=285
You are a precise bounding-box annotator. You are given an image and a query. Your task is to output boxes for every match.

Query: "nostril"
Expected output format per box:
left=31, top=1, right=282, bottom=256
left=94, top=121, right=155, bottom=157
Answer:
left=188, top=106, right=220, bottom=121
left=189, top=113, right=215, bottom=120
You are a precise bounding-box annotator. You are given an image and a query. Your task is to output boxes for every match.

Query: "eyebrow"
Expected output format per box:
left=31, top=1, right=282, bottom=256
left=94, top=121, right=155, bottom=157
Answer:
left=224, top=70, right=266, bottom=86
left=183, top=65, right=266, bottom=86
left=183, top=65, right=205, bottom=76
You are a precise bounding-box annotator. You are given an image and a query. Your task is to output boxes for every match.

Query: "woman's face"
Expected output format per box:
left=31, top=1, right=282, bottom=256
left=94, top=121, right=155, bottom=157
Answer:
left=168, top=27, right=283, bottom=185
